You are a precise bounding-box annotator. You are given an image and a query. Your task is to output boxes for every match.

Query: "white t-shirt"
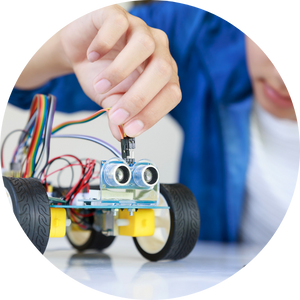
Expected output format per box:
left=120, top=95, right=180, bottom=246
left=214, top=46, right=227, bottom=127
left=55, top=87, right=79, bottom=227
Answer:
left=240, top=101, right=300, bottom=245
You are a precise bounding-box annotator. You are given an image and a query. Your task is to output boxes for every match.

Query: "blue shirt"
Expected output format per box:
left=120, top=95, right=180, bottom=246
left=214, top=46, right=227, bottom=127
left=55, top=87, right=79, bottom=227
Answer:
left=8, top=2, right=253, bottom=242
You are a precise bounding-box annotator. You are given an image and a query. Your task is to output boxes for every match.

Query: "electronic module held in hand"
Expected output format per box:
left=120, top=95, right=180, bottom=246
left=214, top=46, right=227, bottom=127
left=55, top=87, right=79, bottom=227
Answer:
left=2, top=94, right=200, bottom=261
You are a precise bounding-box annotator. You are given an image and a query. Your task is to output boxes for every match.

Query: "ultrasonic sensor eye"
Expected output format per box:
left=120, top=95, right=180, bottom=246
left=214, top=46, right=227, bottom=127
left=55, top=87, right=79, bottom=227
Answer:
left=115, top=166, right=130, bottom=184
left=104, top=163, right=131, bottom=186
left=143, top=167, right=158, bottom=185
left=133, top=165, right=159, bottom=187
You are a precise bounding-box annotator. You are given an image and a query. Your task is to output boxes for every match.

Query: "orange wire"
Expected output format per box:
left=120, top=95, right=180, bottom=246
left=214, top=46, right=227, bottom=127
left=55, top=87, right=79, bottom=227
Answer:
left=118, top=125, right=124, bottom=139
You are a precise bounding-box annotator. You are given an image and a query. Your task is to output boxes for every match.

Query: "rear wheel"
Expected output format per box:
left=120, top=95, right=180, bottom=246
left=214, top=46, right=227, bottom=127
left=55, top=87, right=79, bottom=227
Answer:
left=134, top=183, right=200, bottom=261
left=3, top=176, right=51, bottom=254
left=66, top=215, right=115, bottom=251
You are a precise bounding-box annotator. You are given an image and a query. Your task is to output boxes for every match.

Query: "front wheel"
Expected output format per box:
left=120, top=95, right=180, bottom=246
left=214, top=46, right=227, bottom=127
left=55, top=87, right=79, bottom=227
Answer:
left=3, top=176, right=51, bottom=254
left=133, top=183, right=200, bottom=261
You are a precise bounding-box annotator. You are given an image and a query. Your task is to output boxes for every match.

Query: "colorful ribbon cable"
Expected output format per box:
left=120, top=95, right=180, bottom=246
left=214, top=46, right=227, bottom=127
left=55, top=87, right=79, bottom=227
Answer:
left=24, top=94, right=48, bottom=177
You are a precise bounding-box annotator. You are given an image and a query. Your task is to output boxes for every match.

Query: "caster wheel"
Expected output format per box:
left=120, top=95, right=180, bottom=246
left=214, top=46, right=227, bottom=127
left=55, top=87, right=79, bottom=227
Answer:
left=133, top=183, right=200, bottom=261
left=3, top=176, right=51, bottom=254
left=66, top=216, right=115, bottom=251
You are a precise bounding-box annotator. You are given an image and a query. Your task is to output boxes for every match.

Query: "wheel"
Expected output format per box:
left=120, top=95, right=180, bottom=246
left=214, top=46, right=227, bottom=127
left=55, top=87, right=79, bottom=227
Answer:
left=133, top=183, right=200, bottom=261
left=66, top=214, right=115, bottom=252
left=3, top=176, right=51, bottom=254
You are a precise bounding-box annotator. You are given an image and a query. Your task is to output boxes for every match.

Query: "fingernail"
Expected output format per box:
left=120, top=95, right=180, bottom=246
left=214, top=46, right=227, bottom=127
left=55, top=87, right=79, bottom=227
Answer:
left=88, top=51, right=100, bottom=62
left=110, top=108, right=130, bottom=125
left=94, top=79, right=111, bottom=94
left=124, top=120, right=144, bottom=137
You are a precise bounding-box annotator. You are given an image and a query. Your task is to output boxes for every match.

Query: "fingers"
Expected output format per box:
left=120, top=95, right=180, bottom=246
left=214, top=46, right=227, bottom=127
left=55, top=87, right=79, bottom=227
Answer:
left=85, top=6, right=181, bottom=139
left=107, top=70, right=181, bottom=140
left=108, top=28, right=177, bottom=130
left=93, top=19, right=155, bottom=94
left=87, top=5, right=129, bottom=61
left=87, top=6, right=157, bottom=96
left=123, top=74, right=182, bottom=137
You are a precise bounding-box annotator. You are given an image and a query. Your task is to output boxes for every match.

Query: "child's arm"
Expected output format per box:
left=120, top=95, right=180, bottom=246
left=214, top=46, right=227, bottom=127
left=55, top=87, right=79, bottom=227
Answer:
left=15, top=31, right=72, bottom=90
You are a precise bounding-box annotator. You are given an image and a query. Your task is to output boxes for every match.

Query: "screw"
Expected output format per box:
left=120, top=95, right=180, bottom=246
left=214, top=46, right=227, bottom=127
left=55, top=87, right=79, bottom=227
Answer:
left=102, top=230, right=112, bottom=236
left=128, top=209, right=136, bottom=216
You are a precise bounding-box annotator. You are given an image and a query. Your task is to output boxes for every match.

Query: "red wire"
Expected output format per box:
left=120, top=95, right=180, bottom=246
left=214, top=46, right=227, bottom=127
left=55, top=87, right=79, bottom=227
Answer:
left=43, top=154, right=84, bottom=178
left=67, top=159, right=95, bottom=203
left=69, top=160, right=95, bottom=219
left=42, top=154, right=85, bottom=197
left=71, top=209, right=95, bottom=218
left=69, top=210, right=88, bottom=229
left=41, top=163, right=82, bottom=183
left=44, top=156, right=96, bottom=219
left=24, top=96, right=39, bottom=176
left=70, top=167, right=94, bottom=203
left=28, top=95, right=39, bottom=119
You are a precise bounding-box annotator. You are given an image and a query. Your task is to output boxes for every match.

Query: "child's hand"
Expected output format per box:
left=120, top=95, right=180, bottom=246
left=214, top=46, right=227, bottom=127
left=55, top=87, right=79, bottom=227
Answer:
left=59, top=5, right=181, bottom=139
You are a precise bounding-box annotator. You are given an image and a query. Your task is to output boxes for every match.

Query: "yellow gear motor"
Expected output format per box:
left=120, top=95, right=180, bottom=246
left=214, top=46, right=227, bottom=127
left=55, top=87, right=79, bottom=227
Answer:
left=50, top=208, right=66, bottom=238
left=118, top=209, right=155, bottom=237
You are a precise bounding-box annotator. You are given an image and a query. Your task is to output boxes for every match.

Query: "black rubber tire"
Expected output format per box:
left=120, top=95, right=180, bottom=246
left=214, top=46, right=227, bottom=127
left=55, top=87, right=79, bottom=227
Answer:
left=133, top=183, right=200, bottom=261
left=3, top=176, right=51, bottom=254
left=66, top=219, right=115, bottom=252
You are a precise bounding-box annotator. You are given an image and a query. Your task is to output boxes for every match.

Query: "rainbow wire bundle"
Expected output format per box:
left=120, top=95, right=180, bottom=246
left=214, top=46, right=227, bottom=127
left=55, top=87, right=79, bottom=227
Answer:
left=2, top=93, right=123, bottom=182
left=10, top=94, right=56, bottom=178
left=25, top=95, right=48, bottom=176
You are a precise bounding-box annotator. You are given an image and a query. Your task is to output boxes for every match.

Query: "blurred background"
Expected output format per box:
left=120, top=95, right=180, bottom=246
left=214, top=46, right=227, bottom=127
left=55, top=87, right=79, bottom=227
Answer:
left=1, top=1, right=183, bottom=188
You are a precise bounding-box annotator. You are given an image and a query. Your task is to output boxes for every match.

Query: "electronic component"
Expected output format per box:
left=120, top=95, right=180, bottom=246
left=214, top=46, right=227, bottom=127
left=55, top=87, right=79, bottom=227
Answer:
left=2, top=162, right=23, bottom=178
left=121, top=137, right=135, bottom=165
left=133, top=164, right=159, bottom=187
left=104, top=162, right=131, bottom=186
left=10, top=162, right=22, bottom=172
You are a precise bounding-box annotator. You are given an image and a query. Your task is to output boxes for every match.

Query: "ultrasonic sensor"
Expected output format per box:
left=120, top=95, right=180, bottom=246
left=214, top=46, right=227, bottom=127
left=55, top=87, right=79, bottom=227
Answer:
left=133, top=165, right=159, bottom=187
left=104, top=163, right=131, bottom=186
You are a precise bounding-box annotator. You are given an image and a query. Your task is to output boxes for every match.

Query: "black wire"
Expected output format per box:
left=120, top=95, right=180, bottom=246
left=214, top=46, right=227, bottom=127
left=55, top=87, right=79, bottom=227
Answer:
left=32, top=139, right=46, bottom=176
left=56, top=163, right=75, bottom=189
left=66, top=169, right=89, bottom=202
left=18, top=111, right=37, bottom=145
left=43, top=157, right=75, bottom=190
left=1, top=129, right=29, bottom=168
left=37, top=150, right=76, bottom=179
left=64, top=160, right=96, bottom=226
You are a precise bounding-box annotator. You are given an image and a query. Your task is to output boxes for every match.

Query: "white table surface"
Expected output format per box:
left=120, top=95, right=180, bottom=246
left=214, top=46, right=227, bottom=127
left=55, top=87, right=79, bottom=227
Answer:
left=44, top=235, right=264, bottom=299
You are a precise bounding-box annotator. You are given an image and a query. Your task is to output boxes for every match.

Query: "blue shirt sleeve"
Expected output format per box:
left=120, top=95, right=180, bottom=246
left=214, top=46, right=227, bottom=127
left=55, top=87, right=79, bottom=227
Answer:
left=9, top=74, right=100, bottom=113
